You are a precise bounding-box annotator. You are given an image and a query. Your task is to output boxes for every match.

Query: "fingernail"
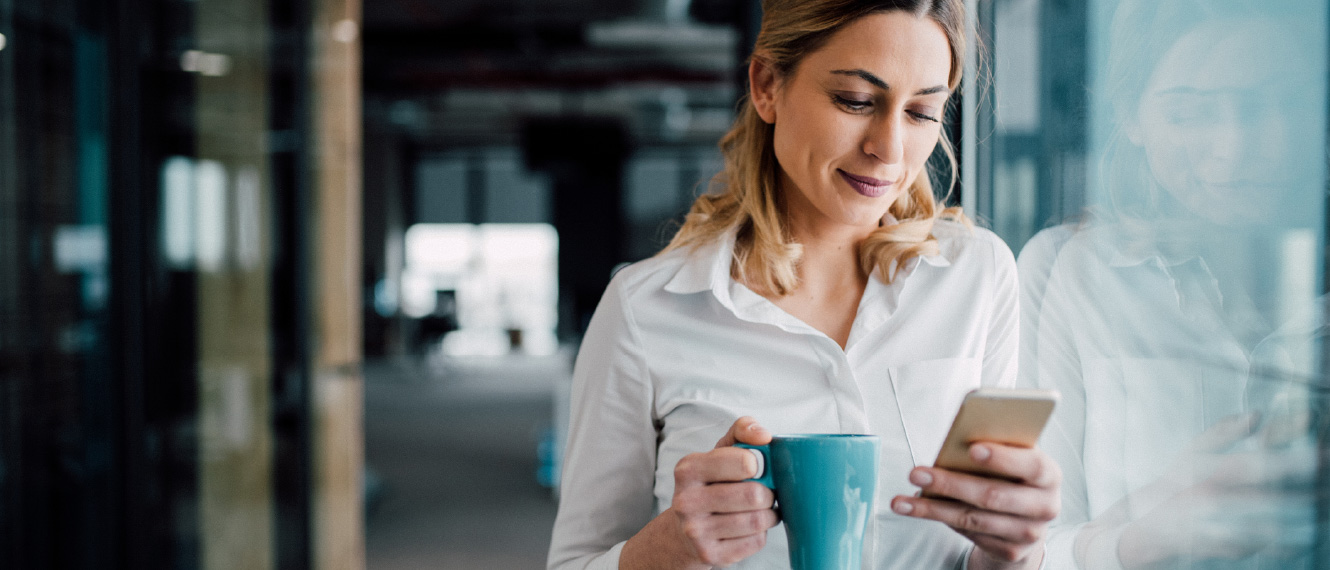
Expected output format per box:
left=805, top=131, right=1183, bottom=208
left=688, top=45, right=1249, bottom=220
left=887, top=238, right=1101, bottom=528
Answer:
left=970, top=444, right=991, bottom=462
left=892, top=499, right=913, bottom=514
left=745, top=448, right=765, bottom=478
left=909, top=469, right=932, bottom=487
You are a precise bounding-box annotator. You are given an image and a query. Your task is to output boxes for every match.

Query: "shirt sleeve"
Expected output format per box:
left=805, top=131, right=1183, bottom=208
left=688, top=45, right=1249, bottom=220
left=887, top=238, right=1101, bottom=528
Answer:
left=547, top=274, right=660, bottom=570
left=1017, top=227, right=1090, bottom=568
left=1027, top=249, right=1092, bottom=569
left=1016, top=225, right=1076, bottom=392
left=982, top=234, right=1020, bottom=389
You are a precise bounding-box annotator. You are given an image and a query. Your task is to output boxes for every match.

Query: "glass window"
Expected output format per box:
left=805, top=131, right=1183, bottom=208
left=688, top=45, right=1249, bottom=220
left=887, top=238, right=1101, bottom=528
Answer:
left=983, top=0, right=1329, bottom=566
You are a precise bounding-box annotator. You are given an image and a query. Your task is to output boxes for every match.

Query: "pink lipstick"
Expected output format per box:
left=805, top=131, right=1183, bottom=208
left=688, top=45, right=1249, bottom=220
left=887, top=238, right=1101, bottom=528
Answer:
left=838, top=170, right=894, bottom=198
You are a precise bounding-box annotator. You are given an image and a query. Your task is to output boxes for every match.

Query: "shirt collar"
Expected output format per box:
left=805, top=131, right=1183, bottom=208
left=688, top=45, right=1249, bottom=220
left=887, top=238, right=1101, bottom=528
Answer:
left=916, top=251, right=952, bottom=268
left=1105, top=239, right=1201, bottom=269
left=1074, top=222, right=1203, bottom=268
left=663, top=225, right=951, bottom=297
left=663, top=230, right=736, bottom=296
left=893, top=212, right=953, bottom=270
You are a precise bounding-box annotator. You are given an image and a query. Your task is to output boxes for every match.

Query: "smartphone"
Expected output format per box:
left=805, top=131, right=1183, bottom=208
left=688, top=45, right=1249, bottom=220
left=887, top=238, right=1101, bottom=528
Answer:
left=931, top=388, right=1059, bottom=479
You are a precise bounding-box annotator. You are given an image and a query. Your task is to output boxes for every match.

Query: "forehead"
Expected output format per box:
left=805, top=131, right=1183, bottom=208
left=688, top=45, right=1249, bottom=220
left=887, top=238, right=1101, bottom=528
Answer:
left=1148, top=19, right=1306, bottom=93
left=795, top=11, right=953, bottom=88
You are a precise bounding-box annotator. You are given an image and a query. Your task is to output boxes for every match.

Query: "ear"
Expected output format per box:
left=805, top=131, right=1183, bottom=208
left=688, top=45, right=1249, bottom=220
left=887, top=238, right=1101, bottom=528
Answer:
left=749, top=58, right=780, bottom=124
left=1116, top=102, right=1144, bottom=146
left=1123, top=118, right=1144, bottom=146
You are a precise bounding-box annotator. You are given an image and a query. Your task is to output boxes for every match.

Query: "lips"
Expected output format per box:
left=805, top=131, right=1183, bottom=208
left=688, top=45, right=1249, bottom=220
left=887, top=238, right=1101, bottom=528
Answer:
left=838, top=170, right=894, bottom=198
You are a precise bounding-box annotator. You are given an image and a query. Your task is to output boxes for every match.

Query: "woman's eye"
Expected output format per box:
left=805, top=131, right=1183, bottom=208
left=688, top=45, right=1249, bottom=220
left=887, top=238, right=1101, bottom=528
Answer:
left=832, top=94, right=873, bottom=112
left=908, top=110, right=940, bottom=123
left=1162, top=103, right=1210, bottom=126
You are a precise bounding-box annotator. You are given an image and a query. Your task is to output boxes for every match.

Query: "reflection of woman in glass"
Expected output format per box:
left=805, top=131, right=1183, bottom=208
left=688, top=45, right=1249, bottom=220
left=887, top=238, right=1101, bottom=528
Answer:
left=1019, top=0, right=1324, bottom=567
left=549, top=1, right=1060, bottom=569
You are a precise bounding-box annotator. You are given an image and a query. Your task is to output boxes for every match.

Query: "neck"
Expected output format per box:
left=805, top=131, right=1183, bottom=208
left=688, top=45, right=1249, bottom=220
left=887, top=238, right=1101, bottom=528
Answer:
left=783, top=211, right=876, bottom=298
left=759, top=199, right=876, bottom=350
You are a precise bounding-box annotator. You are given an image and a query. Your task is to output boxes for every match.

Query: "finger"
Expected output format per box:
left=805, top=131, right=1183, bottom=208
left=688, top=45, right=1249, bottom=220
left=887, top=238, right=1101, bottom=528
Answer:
left=1259, top=411, right=1312, bottom=448
left=682, top=509, right=779, bottom=541
left=714, top=416, right=772, bottom=448
left=957, top=530, right=1040, bottom=564
left=674, top=481, right=775, bottom=515
left=1187, top=488, right=1317, bottom=530
left=1191, top=413, right=1260, bottom=453
left=891, top=495, right=1046, bottom=545
left=966, top=443, right=1061, bottom=489
left=692, top=533, right=768, bottom=567
left=674, top=447, right=766, bottom=487
left=1208, top=445, right=1317, bottom=487
left=713, top=509, right=780, bottom=539
left=909, top=467, right=1059, bottom=521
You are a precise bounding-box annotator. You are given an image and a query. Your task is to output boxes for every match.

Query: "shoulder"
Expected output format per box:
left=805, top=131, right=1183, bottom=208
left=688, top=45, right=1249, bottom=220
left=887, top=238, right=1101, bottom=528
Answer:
left=1035, top=221, right=1134, bottom=274
left=603, top=246, right=696, bottom=305
left=932, top=220, right=1016, bottom=271
left=1020, top=224, right=1078, bottom=262
left=1017, top=223, right=1078, bottom=278
left=1016, top=224, right=1082, bottom=322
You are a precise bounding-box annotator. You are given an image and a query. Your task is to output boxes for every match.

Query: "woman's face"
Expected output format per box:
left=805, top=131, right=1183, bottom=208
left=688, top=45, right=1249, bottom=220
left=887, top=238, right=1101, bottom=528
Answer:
left=1129, top=18, right=1315, bottom=225
left=751, top=11, right=953, bottom=233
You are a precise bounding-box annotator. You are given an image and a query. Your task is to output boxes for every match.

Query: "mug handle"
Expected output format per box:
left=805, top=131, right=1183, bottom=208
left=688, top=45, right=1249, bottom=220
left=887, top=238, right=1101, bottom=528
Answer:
left=734, top=443, right=774, bottom=488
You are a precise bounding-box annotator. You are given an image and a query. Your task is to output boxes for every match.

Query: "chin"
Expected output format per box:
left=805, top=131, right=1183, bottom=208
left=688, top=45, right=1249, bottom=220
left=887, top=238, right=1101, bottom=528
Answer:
left=837, top=209, right=893, bottom=230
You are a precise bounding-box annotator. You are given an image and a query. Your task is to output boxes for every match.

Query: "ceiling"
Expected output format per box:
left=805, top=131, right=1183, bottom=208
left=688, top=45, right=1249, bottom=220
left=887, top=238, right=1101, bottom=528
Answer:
left=361, top=0, right=755, bottom=145
left=363, top=0, right=640, bottom=31
left=362, top=0, right=748, bottom=90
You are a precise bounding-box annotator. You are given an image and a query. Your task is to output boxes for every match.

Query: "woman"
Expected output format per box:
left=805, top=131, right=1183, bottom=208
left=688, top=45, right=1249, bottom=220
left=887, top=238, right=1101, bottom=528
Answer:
left=1018, top=0, right=1322, bottom=567
left=549, top=1, right=1060, bottom=568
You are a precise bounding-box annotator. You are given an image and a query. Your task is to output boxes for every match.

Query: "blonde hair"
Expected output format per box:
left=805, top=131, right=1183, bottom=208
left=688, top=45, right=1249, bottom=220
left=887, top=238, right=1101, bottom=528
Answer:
left=661, top=0, right=971, bottom=296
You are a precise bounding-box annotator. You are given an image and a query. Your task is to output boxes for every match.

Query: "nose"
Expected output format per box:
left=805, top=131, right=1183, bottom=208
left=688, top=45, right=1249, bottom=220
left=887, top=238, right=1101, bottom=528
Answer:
left=1203, top=104, right=1288, bottom=179
left=1207, top=113, right=1245, bottom=165
left=863, top=112, right=905, bottom=165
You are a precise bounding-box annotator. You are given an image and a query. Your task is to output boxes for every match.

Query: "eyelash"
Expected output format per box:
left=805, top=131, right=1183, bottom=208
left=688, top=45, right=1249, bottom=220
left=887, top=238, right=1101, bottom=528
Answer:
left=831, top=94, right=940, bottom=123
left=910, top=111, right=941, bottom=123
left=832, top=94, right=873, bottom=113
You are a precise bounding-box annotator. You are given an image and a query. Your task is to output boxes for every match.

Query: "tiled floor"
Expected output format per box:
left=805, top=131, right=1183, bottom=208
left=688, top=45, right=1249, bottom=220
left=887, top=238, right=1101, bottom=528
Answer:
left=364, top=354, right=569, bottom=569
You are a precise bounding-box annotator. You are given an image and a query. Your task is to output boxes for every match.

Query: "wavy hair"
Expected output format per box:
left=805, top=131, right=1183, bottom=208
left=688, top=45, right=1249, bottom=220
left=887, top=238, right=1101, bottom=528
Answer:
left=662, top=0, right=971, bottom=296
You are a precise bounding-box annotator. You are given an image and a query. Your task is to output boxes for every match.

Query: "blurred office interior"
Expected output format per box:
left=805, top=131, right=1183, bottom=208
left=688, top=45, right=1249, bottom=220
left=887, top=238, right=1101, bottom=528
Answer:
left=2, top=0, right=1329, bottom=569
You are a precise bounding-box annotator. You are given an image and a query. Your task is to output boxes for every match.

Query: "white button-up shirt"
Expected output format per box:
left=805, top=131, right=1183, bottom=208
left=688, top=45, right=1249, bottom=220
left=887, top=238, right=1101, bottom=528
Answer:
left=1018, top=223, right=1312, bottom=570
left=548, top=221, right=1019, bottom=570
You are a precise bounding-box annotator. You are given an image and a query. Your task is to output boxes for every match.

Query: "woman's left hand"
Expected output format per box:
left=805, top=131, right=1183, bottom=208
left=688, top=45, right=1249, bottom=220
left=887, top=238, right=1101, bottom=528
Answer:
left=890, top=443, right=1061, bottom=570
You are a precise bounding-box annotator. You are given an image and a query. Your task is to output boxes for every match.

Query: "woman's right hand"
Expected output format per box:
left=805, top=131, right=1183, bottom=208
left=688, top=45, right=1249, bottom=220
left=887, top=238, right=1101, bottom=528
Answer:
left=620, top=417, right=779, bottom=569
left=1079, top=414, right=1317, bottom=568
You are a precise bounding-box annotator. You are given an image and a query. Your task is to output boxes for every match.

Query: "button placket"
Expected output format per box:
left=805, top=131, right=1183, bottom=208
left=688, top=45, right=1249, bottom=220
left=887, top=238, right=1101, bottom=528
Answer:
left=812, top=337, right=872, bottom=435
left=825, top=339, right=879, bottom=567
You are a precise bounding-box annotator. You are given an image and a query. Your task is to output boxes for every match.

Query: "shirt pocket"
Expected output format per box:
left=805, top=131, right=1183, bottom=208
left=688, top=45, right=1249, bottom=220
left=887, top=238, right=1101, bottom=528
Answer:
left=888, top=357, right=981, bottom=467
left=1081, top=356, right=1246, bottom=516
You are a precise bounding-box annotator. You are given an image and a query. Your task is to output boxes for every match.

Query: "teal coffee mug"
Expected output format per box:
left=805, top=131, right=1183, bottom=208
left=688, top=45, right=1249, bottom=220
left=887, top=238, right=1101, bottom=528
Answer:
left=738, top=434, right=880, bottom=570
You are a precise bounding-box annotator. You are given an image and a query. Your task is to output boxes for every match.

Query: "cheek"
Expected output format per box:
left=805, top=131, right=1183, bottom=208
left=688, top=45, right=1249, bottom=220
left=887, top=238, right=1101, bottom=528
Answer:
left=904, top=128, right=943, bottom=175
left=1139, top=127, right=1199, bottom=184
left=772, top=108, right=856, bottom=174
left=770, top=121, right=806, bottom=183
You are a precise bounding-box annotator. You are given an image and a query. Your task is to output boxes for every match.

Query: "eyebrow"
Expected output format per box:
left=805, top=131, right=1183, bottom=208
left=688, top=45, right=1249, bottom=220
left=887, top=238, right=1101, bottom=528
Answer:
left=831, top=68, right=949, bottom=96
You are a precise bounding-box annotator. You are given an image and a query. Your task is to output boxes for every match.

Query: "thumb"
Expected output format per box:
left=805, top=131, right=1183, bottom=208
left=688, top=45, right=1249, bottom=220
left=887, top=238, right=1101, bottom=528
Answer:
left=1191, top=412, right=1259, bottom=453
left=714, top=416, right=772, bottom=448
